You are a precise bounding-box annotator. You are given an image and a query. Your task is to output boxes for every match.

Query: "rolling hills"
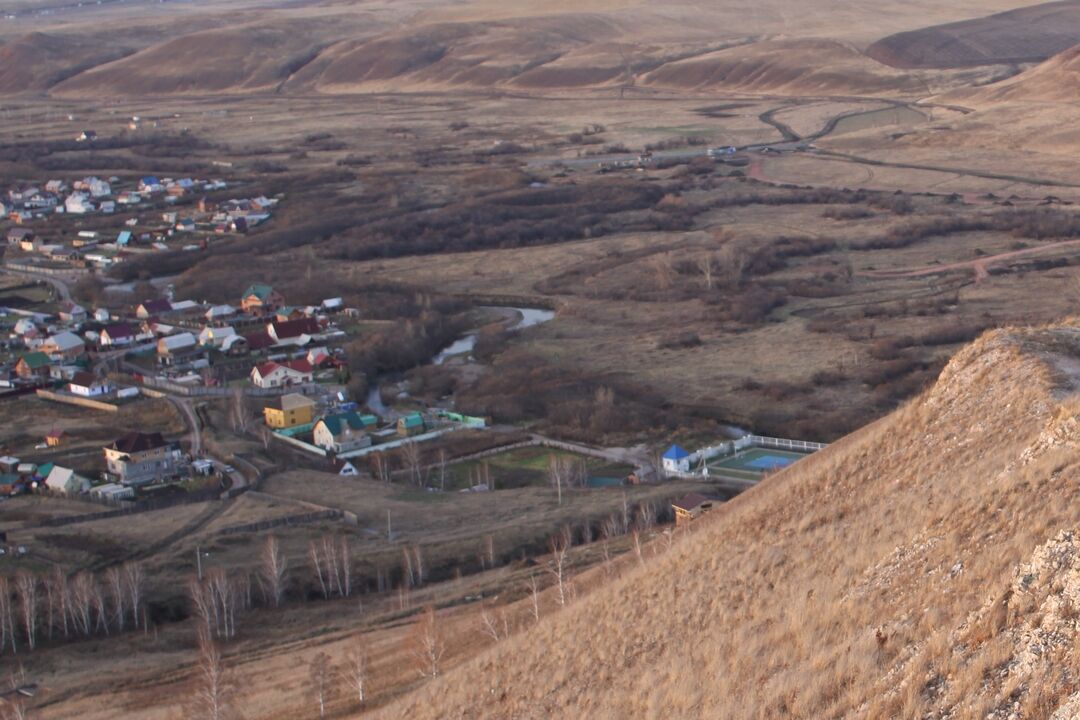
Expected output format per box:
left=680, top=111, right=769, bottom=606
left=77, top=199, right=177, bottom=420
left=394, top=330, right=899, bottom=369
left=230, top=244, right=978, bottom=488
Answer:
left=867, top=0, right=1080, bottom=69
left=376, top=323, right=1080, bottom=718
left=946, top=42, right=1080, bottom=103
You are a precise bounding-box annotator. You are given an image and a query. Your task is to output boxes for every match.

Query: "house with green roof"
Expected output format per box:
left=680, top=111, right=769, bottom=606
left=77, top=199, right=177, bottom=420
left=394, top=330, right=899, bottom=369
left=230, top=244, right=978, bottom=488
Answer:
left=15, top=351, right=51, bottom=380
left=313, top=411, right=375, bottom=453
left=241, top=283, right=284, bottom=316
left=397, top=412, right=426, bottom=437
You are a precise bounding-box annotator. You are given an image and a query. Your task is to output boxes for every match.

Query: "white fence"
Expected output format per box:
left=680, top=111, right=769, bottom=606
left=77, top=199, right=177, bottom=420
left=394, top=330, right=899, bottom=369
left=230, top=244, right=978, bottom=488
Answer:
left=675, top=434, right=828, bottom=481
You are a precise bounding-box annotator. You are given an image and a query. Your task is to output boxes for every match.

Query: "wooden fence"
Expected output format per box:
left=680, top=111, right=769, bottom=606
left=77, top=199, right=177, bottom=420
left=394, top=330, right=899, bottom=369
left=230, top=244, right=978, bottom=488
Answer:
left=36, top=389, right=119, bottom=413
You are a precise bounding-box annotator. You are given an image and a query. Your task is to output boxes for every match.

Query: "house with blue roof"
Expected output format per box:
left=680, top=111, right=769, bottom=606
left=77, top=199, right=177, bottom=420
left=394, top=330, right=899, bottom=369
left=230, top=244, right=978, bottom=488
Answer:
left=116, top=230, right=131, bottom=246
left=662, top=445, right=692, bottom=474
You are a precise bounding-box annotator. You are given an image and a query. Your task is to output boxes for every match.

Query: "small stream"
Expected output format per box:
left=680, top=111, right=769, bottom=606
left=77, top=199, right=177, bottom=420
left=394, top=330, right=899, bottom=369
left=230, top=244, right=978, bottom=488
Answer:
left=367, top=306, right=555, bottom=417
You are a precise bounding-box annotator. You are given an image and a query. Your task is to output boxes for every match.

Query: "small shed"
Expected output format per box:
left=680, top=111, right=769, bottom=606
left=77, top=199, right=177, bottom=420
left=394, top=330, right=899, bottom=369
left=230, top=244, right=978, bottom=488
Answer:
left=672, top=492, right=715, bottom=526
left=45, top=429, right=65, bottom=447
left=397, top=412, right=426, bottom=437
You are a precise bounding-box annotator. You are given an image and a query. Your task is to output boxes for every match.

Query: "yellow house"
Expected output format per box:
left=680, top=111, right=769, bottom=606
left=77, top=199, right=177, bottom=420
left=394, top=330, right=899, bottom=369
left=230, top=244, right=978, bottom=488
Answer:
left=264, top=393, right=316, bottom=429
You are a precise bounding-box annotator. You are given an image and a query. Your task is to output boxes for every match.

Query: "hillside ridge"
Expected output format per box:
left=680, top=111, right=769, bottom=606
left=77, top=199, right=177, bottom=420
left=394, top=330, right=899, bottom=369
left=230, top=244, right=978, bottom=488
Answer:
left=375, top=323, right=1080, bottom=719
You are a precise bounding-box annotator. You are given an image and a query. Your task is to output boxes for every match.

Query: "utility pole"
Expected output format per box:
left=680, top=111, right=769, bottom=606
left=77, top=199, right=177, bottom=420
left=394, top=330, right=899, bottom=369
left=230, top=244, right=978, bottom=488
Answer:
left=386, top=510, right=392, bottom=542
left=196, top=545, right=203, bottom=580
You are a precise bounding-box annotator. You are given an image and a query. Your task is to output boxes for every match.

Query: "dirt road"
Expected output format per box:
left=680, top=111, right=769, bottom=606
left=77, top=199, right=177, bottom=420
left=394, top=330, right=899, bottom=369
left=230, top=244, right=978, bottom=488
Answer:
left=860, top=238, right=1080, bottom=282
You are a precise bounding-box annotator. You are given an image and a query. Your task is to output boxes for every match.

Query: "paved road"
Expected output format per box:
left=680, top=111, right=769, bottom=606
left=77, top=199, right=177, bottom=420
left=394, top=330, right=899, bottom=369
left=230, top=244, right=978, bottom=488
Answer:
left=0, top=265, right=74, bottom=303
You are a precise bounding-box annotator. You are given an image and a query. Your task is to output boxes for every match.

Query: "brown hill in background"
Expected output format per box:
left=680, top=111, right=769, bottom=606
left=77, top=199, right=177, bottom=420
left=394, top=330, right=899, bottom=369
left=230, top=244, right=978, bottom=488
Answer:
left=641, top=39, right=929, bottom=97
left=377, top=324, right=1080, bottom=719
left=867, top=0, right=1080, bottom=69
left=948, top=43, right=1080, bottom=102
left=50, top=20, right=348, bottom=97
left=0, top=32, right=133, bottom=94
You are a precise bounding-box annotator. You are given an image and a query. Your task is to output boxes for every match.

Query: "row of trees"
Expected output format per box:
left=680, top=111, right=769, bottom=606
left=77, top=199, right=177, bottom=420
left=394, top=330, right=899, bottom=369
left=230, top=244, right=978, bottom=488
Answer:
left=0, top=563, right=145, bottom=655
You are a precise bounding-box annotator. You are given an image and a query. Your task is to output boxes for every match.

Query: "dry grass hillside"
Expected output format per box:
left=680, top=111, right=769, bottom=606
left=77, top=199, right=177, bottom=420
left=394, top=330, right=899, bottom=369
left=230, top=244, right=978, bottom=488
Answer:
left=948, top=43, right=1080, bottom=103
left=377, top=322, right=1080, bottom=719
left=0, top=0, right=1057, bottom=97
left=0, top=32, right=133, bottom=94
left=866, top=0, right=1080, bottom=69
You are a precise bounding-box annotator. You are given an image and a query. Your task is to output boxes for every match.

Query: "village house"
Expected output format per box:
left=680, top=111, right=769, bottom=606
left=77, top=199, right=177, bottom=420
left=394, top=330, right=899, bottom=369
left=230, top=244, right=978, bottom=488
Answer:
left=100, top=323, right=137, bottom=347
left=136, top=298, right=172, bottom=319
left=268, top=317, right=321, bottom=346
left=263, top=393, right=316, bottom=429
left=6, top=228, right=33, bottom=246
left=397, top=412, right=427, bottom=437
left=45, top=429, right=65, bottom=447
left=15, top=351, right=51, bottom=380
left=249, top=359, right=313, bottom=388
left=205, top=304, right=236, bottom=322
left=41, top=331, right=86, bottom=360
left=45, top=465, right=90, bottom=495
left=64, top=193, right=94, bottom=215
left=241, top=284, right=284, bottom=316
left=14, top=318, right=39, bottom=339
left=313, top=411, right=375, bottom=453
left=76, top=130, right=98, bottom=143
left=58, top=303, right=88, bottom=324
left=662, top=445, right=692, bottom=474
left=104, top=431, right=183, bottom=486
left=157, top=332, right=199, bottom=364
left=68, top=371, right=113, bottom=397
left=198, top=325, right=236, bottom=348
left=672, top=493, right=716, bottom=526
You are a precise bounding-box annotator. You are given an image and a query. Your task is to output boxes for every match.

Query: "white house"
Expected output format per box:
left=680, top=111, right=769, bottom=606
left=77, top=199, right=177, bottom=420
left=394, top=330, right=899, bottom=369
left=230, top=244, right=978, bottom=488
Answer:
left=661, top=445, right=692, bottom=474
left=205, top=304, right=236, bottom=321
left=45, top=466, right=90, bottom=495
left=249, top=360, right=313, bottom=388
left=93, top=308, right=110, bottom=323
left=157, top=332, right=198, bottom=361
left=100, top=324, right=136, bottom=347
left=69, top=371, right=113, bottom=397
left=198, top=325, right=236, bottom=348
left=64, top=193, right=93, bottom=215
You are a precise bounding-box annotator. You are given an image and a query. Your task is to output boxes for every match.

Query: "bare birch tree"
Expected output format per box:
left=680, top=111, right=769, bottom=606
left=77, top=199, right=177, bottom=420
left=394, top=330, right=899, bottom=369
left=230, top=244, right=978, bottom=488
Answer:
left=547, top=527, right=572, bottom=607
left=401, top=440, right=423, bottom=487
left=344, top=638, right=368, bottom=709
left=14, top=573, right=36, bottom=651
left=0, top=576, right=14, bottom=654
left=411, top=606, right=444, bottom=679
left=190, top=629, right=233, bottom=720
left=479, top=603, right=508, bottom=644
left=309, top=541, right=329, bottom=600
left=308, top=652, right=332, bottom=720
left=105, top=566, right=126, bottom=632
left=123, top=563, right=145, bottom=630
left=527, top=574, right=541, bottom=624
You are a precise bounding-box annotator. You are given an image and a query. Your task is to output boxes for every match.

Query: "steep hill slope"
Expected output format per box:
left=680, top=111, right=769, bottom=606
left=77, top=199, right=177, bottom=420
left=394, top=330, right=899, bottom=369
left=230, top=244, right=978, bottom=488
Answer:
left=379, top=323, right=1080, bottom=718
left=867, top=0, right=1080, bottom=69
left=0, top=32, right=133, bottom=94
left=946, top=43, right=1080, bottom=103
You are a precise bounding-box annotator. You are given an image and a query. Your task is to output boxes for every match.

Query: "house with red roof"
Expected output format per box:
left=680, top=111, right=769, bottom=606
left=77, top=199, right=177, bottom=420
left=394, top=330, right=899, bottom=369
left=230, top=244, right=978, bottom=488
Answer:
left=249, top=359, right=314, bottom=388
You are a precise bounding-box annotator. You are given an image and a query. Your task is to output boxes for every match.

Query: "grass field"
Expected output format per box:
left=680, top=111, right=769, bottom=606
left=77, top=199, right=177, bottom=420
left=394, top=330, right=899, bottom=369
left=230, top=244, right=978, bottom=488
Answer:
left=447, top=447, right=634, bottom=491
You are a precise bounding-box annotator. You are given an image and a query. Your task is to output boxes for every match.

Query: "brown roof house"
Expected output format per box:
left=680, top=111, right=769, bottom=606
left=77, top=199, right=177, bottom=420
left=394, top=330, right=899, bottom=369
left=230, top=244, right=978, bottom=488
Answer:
left=104, top=431, right=183, bottom=486
left=672, top=493, right=716, bottom=526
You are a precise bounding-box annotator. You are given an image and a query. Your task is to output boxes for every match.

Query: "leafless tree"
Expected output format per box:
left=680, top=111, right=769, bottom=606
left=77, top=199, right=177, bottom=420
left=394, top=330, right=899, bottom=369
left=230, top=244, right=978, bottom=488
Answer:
left=548, top=454, right=573, bottom=506
left=631, top=529, right=645, bottom=567
left=309, top=541, right=329, bottom=600
left=547, top=527, right=572, bottom=607
left=90, top=577, right=109, bottom=635
left=411, top=546, right=425, bottom=587
left=411, top=606, right=445, bottom=679
left=206, top=569, right=238, bottom=640
left=698, top=251, right=716, bottom=290
left=308, top=652, right=333, bottom=720
left=649, top=252, right=676, bottom=290
left=190, top=628, right=233, bottom=720
left=105, top=566, right=126, bottom=632
left=14, top=573, right=37, bottom=651
left=437, top=449, right=448, bottom=491
left=338, top=537, right=352, bottom=598
left=123, top=562, right=145, bottom=630
left=189, top=577, right=212, bottom=640
left=344, top=638, right=368, bottom=709
left=69, top=573, right=93, bottom=637
left=372, top=453, right=392, bottom=484
left=479, top=603, right=508, bottom=644
left=401, top=440, right=423, bottom=486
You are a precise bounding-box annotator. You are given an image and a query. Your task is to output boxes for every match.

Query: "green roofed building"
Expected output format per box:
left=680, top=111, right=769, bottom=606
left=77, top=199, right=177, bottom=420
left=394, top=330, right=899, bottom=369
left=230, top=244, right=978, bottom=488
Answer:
left=397, top=412, right=425, bottom=437
left=240, top=283, right=284, bottom=316
left=15, top=351, right=51, bottom=379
